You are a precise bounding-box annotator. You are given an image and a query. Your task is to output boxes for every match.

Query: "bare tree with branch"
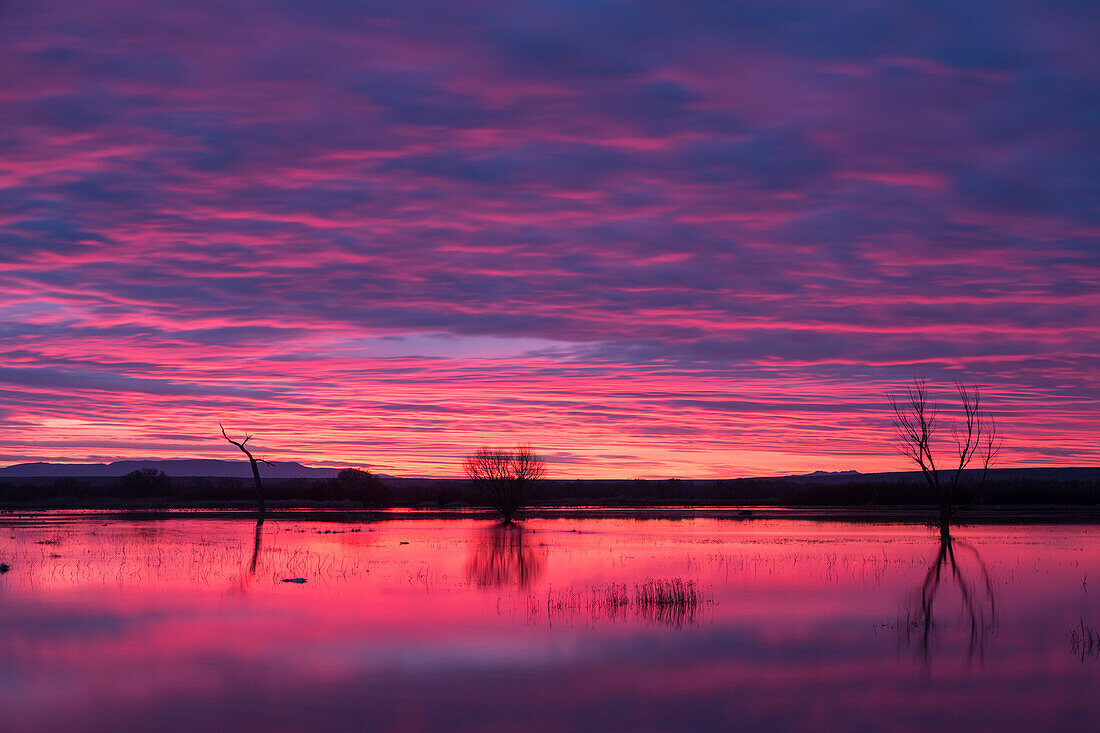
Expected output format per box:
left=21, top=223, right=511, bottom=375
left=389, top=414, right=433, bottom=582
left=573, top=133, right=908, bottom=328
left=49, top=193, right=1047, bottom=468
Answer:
left=220, top=424, right=273, bottom=516
left=889, top=380, right=1001, bottom=537
left=463, top=445, right=545, bottom=524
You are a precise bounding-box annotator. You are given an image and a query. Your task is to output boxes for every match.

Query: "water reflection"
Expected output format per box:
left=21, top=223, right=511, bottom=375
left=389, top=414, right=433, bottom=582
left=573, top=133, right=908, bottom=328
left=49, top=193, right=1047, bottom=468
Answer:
left=2, top=516, right=1099, bottom=732
left=465, top=523, right=545, bottom=588
left=906, top=535, right=997, bottom=663
left=230, top=519, right=266, bottom=596
left=248, top=518, right=264, bottom=575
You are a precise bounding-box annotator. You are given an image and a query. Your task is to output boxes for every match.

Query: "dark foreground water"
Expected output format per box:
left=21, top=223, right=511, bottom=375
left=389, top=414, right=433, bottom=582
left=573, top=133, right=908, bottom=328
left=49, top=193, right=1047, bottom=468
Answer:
left=1, top=513, right=1098, bottom=731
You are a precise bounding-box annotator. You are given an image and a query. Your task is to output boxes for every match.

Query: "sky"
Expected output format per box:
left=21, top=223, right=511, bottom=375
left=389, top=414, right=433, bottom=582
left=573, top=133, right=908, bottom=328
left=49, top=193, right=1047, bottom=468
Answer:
left=1, top=1, right=1097, bottom=478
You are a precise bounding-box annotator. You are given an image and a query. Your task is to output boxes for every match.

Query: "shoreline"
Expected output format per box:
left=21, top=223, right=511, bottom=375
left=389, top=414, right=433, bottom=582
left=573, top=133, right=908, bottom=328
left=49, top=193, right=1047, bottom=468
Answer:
left=4, top=504, right=1100, bottom=525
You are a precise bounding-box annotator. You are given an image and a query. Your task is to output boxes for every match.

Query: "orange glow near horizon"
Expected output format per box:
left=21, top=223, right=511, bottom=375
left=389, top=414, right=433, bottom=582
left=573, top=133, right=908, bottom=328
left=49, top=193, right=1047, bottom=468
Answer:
left=4, top=352, right=1096, bottom=478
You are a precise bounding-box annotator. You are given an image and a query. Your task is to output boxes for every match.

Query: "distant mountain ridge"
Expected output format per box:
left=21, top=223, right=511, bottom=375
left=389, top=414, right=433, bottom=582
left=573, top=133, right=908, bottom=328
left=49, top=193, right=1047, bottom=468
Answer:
left=0, top=459, right=342, bottom=479
left=797, top=470, right=861, bottom=477
left=2, top=461, right=1096, bottom=484
left=778, top=466, right=1100, bottom=484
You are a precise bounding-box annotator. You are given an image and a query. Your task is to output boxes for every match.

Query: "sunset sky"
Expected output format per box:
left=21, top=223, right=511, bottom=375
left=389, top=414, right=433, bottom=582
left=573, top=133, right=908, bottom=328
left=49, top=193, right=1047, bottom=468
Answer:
left=2, top=1, right=1097, bottom=478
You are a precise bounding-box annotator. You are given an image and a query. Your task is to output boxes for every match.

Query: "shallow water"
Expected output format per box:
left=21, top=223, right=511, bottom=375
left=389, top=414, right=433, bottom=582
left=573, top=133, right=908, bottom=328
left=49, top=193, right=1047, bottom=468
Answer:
left=1, top=514, right=1098, bottom=731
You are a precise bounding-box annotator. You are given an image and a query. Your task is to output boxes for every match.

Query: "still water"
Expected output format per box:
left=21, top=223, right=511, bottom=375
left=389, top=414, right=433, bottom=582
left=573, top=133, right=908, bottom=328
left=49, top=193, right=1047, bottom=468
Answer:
left=1, top=513, right=1098, bottom=731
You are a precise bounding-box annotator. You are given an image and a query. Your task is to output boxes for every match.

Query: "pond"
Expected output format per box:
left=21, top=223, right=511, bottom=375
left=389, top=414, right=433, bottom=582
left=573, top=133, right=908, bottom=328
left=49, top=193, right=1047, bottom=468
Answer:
left=1, top=513, right=1098, bottom=731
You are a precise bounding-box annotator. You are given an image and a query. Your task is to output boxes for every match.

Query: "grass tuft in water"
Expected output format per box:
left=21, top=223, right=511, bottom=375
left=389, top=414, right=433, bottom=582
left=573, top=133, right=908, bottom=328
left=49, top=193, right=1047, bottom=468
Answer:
left=539, top=577, right=709, bottom=628
left=1071, top=619, right=1100, bottom=659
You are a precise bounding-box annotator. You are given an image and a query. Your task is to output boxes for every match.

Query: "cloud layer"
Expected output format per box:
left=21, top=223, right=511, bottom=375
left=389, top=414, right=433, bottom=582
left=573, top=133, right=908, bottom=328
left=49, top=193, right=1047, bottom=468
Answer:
left=1, top=1, right=1097, bottom=476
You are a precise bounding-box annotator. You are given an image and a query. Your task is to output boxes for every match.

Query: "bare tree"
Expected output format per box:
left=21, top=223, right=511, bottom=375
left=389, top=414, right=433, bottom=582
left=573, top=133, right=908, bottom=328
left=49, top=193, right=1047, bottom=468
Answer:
left=220, top=424, right=273, bottom=516
left=889, top=380, right=1001, bottom=537
left=463, top=445, right=545, bottom=524
left=117, top=468, right=171, bottom=495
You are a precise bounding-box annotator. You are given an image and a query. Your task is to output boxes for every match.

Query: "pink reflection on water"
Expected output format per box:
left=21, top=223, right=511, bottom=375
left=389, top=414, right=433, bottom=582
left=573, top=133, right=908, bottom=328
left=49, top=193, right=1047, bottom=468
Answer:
left=1, top=514, right=1099, bottom=731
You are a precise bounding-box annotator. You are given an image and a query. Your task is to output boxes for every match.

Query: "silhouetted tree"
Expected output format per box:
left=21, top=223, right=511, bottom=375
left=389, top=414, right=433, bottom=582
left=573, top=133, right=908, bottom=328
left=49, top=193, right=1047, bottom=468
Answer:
left=463, top=445, right=545, bottom=523
left=220, top=425, right=273, bottom=516
left=334, top=468, right=391, bottom=506
left=890, top=380, right=1001, bottom=537
left=117, top=468, right=172, bottom=495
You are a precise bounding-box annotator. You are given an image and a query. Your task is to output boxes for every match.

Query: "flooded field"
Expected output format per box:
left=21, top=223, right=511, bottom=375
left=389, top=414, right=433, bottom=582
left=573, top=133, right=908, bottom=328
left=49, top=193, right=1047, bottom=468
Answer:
left=1, top=513, right=1099, bottom=731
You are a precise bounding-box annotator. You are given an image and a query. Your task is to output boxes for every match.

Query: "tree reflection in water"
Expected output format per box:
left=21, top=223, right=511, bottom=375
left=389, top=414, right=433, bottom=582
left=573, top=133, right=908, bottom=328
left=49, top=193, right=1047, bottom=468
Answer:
left=248, top=518, right=264, bottom=576
left=465, top=523, right=546, bottom=588
left=905, top=534, right=997, bottom=664
left=230, top=519, right=265, bottom=595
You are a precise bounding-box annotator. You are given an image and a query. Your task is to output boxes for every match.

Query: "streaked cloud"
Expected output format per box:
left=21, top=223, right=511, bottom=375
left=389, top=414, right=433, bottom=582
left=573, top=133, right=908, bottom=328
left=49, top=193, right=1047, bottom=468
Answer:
left=0, top=0, right=1096, bottom=476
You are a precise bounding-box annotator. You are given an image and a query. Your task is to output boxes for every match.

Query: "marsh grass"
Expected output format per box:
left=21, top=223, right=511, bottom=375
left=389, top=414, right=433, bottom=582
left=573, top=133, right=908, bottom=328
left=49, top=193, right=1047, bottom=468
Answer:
left=537, top=578, right=710, bottom=628
left=3, top=524, right=370, bottom=590
left=1071, top=619, right=1100, bottom=660
left=879, top=609, right=935, bottom=643
left=635, top=578, right=698, bottom=607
